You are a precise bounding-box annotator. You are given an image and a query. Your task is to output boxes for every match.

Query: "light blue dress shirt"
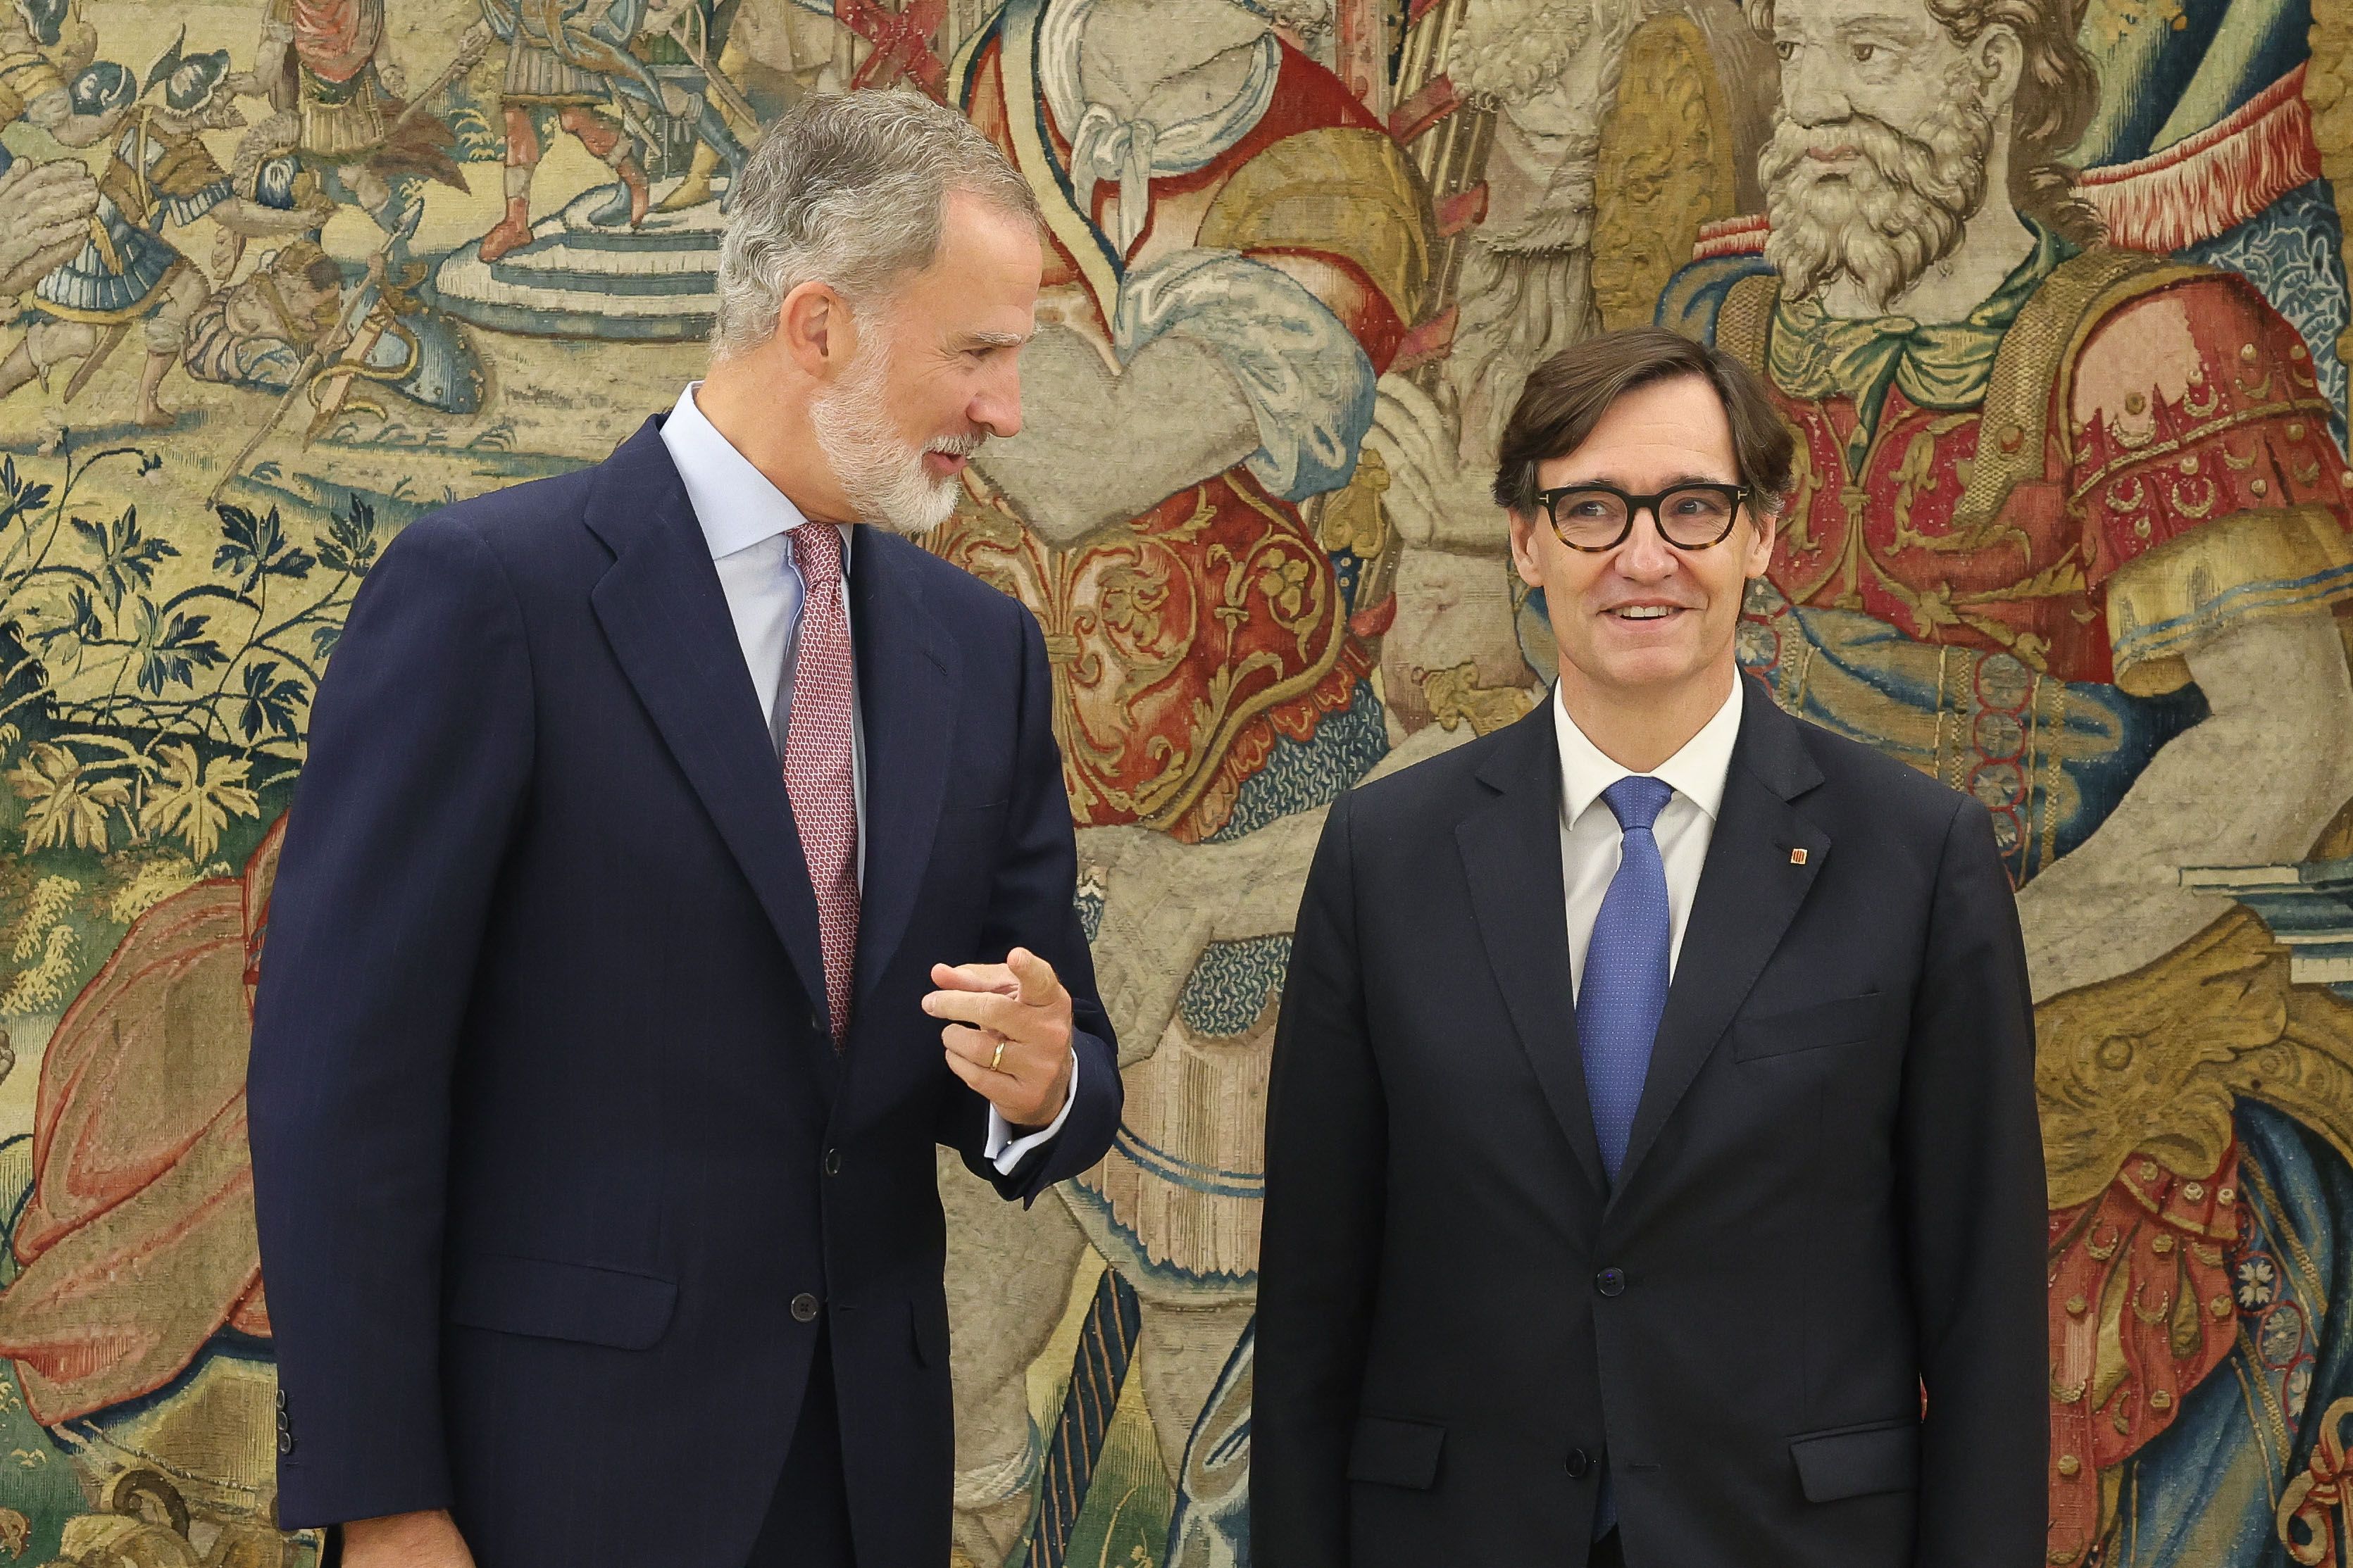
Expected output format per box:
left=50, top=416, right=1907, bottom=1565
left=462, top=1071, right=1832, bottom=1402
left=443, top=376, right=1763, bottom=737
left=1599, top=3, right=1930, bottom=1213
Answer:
left=659, top=383, right=1075, bottom=1172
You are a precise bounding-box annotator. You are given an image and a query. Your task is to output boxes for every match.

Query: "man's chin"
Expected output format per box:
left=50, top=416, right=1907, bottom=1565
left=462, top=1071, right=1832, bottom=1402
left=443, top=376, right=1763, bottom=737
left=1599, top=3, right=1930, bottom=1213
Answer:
left=1559, top=630, right=1725, bottom=701
left=866, top=483, right=963, bottom=538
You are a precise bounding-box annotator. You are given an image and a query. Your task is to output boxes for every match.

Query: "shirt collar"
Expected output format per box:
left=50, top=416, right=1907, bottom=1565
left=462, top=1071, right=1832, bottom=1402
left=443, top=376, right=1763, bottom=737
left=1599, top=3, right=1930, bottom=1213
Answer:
left=661, top=382, right=847, bottom=565
left=1554, top=673, right=1744, bottom=829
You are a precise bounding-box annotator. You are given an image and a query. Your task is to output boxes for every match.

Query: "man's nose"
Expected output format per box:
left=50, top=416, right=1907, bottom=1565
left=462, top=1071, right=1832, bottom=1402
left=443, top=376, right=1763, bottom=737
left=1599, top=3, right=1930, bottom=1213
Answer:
left=1611, top=510, right=1681, bottom=579
left=974, top=359, right=1023, bottom=439
left=1780, top=58, right=1852, bottom=130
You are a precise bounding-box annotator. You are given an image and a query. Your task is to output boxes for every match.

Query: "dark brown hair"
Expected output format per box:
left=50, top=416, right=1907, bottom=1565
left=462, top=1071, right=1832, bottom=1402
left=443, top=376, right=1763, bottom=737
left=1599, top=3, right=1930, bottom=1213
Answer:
left=1743, top=0, right=2104, bottom=246
left=1492, top=326, right=1797, bottom=516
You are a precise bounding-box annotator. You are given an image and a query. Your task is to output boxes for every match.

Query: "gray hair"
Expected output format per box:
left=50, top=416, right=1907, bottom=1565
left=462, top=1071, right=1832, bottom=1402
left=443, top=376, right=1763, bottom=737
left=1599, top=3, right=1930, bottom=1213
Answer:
left=711, top=88, right=1040, bottom=360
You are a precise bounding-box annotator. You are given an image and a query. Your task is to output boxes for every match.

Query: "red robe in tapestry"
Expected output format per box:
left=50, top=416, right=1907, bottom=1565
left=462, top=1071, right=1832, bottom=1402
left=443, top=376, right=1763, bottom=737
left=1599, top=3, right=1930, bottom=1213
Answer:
left=946, top=23, right=1428, bottom=841
left=0, top=824, right=281, bottom=1424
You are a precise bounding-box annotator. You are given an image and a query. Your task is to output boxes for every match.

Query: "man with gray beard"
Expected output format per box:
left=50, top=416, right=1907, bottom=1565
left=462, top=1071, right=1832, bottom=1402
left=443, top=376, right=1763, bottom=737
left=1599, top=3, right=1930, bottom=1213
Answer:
left=1658, top=0, right=2353, bottom=1559
left=247, top=88, right=1122, bottom=1568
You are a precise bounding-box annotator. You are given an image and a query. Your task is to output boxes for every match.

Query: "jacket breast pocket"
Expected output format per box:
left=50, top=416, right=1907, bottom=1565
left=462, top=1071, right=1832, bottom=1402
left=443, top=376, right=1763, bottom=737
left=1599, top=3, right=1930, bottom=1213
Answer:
left=1347, top=1415, right=1445, bottom=1490
left=1734, top=991, right=1902, bottom=1062
left=444, top=1253, right=678, bottom=1350
left=1789, top=1419, right=1920, bottom=1502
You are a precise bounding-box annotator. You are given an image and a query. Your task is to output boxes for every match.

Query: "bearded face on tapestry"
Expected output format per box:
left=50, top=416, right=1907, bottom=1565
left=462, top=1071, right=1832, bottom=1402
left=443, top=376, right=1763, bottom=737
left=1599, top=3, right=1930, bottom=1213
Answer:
left=1656, top=0, right=2353, bottom=1555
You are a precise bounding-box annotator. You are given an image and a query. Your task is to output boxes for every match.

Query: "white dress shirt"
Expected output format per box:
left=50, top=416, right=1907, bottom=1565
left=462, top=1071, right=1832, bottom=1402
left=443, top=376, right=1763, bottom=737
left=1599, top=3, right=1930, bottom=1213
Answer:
left=659, top=383, right=1075, bottom=1172
left=1556, top=675, right=1745, bottom=998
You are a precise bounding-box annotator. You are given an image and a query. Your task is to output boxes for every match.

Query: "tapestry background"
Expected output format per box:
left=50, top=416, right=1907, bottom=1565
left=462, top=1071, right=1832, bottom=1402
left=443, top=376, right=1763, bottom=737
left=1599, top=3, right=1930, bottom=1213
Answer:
left=0, top=0, right=2341, bottom=1559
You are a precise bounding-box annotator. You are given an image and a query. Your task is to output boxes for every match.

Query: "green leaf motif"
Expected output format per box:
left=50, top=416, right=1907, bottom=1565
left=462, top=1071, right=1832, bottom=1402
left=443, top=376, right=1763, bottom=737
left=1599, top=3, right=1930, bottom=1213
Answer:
left=213, top=503, right=316, bottom=591
left=237, top=661, right=307, bottom=741
left=316, top=496, right=381, bottom=578
left=74, top=506, right=179, bottom=613
left=130, top=601, right=227, bottom=696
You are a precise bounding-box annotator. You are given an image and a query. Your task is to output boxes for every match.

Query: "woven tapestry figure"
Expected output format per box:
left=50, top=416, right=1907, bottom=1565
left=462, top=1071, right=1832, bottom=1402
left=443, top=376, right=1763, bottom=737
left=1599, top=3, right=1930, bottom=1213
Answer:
left=0, top=0, right=2335, bottom=1562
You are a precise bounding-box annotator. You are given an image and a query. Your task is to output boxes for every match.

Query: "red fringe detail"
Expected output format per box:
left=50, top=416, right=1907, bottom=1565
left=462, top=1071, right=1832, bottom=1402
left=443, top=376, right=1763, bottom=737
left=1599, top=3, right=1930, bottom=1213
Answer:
left=1692, top=212, right=1768, bottom=259
left=2082, top=65, right=2321, bottom=252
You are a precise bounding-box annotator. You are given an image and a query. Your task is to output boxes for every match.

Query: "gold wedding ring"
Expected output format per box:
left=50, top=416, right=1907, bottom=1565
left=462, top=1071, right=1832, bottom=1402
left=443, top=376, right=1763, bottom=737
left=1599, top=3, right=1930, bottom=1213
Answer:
left=989, top=1039, right=1006, bottom=1072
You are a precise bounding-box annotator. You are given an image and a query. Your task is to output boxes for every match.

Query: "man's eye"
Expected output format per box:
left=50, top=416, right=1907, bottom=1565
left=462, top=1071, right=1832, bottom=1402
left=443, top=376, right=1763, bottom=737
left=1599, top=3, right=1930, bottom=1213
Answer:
left=1850, top=42, right=1875, bottom=61
left=1775, top=39, right=1796, bottom=58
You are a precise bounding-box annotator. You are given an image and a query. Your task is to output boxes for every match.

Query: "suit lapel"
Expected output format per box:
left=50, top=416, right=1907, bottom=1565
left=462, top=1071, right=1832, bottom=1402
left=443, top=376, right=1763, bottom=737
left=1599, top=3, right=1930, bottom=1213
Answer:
left=847, top=527, right=958, bottom=1012
left=1456, top=703, right=1609, bottom=1197
left=582, top=420, right=837, bottom=1066
left=1611, top=681, right=1829, bottom=1200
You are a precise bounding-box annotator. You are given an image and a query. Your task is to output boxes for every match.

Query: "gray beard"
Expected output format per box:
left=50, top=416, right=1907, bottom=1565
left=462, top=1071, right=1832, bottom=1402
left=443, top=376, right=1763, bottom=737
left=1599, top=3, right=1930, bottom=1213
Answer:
left=1759, top=65, right=1994, bottom=311
left=809, top=329, right=971, bottom=538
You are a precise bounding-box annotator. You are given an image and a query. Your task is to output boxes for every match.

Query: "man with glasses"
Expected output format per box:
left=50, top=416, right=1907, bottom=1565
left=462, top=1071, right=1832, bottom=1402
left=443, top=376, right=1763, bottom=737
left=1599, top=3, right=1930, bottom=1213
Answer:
left=1254, top=325, right=2045, bottom=1567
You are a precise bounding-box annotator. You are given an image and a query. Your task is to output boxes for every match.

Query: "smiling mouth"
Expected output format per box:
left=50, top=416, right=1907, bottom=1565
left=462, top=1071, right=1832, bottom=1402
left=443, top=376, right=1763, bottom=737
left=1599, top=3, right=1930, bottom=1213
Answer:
left=1609, top=605, right=1687, bottom=622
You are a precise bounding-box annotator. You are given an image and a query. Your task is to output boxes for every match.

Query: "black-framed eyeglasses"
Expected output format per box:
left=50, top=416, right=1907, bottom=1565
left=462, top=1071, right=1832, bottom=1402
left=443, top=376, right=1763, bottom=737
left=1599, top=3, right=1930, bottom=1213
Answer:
left=1533, top=481, right=1754, bottom=552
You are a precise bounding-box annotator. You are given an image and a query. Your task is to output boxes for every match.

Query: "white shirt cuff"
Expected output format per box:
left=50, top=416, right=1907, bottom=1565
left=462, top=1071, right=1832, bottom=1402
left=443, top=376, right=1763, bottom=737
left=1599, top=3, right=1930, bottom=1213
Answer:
left=984, top=1048, right=1080, bottom=1174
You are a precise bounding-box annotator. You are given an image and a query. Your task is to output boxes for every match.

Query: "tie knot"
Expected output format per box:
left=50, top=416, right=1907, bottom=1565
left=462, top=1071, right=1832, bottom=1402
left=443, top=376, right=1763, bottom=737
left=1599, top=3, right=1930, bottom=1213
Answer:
left=1601, top=775, right=1674, bottom=833
left=788, top=522, right=844, bottom=592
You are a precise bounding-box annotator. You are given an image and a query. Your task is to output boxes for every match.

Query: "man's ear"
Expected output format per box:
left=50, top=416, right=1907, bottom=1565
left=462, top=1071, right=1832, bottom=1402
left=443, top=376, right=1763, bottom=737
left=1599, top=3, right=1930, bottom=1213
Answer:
left=1508, top=509, right=1547, bottom=588
left=778, top=281, right=859, bottom=380
left=1975, top=25, right=2025, bottom=118
left=1743, top=503, right=1779, bottom=581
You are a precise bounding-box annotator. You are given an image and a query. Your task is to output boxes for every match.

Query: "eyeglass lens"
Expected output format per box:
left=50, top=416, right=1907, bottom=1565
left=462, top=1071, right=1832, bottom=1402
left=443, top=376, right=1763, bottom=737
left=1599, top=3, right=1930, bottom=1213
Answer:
left=1550, top=487, right=1739, bottom=549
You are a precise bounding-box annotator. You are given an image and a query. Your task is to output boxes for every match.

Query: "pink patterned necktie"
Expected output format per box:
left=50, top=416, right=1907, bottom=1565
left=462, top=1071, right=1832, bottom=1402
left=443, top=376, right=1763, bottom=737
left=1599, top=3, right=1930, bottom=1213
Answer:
left=782, top=522, right=859, bottom=1050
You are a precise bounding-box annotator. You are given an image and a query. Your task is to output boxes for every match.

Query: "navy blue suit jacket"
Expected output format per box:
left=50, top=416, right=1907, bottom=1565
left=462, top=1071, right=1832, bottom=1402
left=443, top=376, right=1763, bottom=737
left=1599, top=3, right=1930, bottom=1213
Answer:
left=246, top=418, right=1121, bottom=1567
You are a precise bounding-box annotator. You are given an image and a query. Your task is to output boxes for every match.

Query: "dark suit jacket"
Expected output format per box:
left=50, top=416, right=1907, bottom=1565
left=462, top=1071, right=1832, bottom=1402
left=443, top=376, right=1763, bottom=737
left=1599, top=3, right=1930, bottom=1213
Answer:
left=246, top=418, right=1121, bottom=1568
left=1252, top=681, right=2045, bottom=1567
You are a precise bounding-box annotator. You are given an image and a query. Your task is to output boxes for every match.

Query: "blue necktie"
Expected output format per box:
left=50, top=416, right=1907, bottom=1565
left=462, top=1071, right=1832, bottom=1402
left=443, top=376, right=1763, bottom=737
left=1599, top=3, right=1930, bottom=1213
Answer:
left=1578, top=775, right=1675, bottom=1183
left=1578, top=775, right=1673, bottom=1545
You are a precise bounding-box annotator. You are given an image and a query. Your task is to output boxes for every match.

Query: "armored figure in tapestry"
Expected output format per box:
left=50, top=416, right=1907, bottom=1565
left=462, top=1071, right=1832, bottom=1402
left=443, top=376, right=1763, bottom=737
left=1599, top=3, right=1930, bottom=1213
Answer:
left=931, top=0, right=1433, bottom=1556
left=0, top=39, right=260, bottom=428
left=0, top=0, right=109, bottom=151
left=949, top=0, right=1425, bottom=840
left=182, top=230, right=487, bottom=420
left=473, top=0, right=748, bottom=258
left=1659, top=0, right=2353, bottom=1556
left=0, top=0, right=116, bottom=305
left=235, top=0, right=481, bottom=270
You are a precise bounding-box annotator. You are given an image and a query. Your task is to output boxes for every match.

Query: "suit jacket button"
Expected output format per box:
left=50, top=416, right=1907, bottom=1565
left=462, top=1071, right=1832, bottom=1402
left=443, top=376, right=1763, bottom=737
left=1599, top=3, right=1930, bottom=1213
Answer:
left=791, top=1292, right=821, bottom=1322
left=277, top=1430, right=294, bottom=1455
left=1566, top=1448, right=1592, bottom=1478
left=823, top=1148, right=842, bottom=1177
left=1594, top=1268, right=1627, bottom=1297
